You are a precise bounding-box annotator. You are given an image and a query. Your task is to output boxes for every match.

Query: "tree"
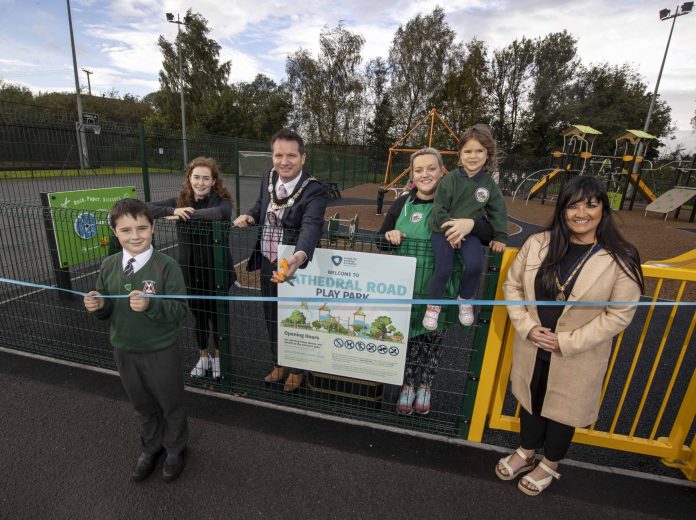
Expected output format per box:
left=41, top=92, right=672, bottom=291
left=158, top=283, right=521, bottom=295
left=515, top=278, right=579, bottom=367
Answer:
left=157, top=9, right=231, bottom=129
left=364, top=57, right=395, bottom=167
left=28, top=90, right=153, bottom=123
left=565, top=62, right=672, bottom=156
left=388, top=7, right=456, bottom=134
left=520, top=31, right=579, bottom=155
left=284, top=310, right=307, bottom=327
left=488, top=37, right=535, bottom=151
left=369, top=316, right=393, bottom=340
left=0, top=81, right=33, bottom=104
left=286, top=24, right=365, bottom=144
left=199, top=75, right=291, bottom=140
left=434, top=38, right=490, bottom=136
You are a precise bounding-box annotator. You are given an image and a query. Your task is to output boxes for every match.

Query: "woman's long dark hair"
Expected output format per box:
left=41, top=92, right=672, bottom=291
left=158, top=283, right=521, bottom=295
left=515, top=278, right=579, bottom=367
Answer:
left=536, top=175, right=644, bottom=295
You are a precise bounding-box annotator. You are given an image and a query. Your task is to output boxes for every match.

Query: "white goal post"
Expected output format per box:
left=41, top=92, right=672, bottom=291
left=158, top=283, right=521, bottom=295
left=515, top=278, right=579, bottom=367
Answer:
left=239, top=150, right=272, bottom=177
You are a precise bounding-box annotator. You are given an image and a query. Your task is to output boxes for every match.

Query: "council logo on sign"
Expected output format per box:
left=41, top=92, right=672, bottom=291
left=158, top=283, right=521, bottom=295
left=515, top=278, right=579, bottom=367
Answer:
left=331, top=255, right=342, bottom=266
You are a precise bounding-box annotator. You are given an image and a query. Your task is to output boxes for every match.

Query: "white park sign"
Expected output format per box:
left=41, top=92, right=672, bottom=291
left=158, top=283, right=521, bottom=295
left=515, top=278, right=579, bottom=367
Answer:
left=277, top=245, right=416, bottom=385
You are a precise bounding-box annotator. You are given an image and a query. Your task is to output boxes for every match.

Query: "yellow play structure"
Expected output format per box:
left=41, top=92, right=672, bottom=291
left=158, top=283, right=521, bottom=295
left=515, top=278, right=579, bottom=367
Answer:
left=381, top=108, right=459, bottom=193
left=521, top=125, right=659, bottom=210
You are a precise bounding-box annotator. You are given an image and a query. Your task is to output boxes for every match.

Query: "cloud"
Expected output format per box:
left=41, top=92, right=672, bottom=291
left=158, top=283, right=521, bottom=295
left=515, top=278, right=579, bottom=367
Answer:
left=3, top=0, right=695, bottom=128
left=0, top=58, right=37, bottom=67
left=85, top=23, right=163, bottom=76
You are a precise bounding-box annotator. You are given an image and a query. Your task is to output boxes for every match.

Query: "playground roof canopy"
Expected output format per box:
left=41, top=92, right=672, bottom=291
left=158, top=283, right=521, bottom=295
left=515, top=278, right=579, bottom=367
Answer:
left=562, top=125, right=602, bottom=137
left=613, top=129, right=657, bottom=143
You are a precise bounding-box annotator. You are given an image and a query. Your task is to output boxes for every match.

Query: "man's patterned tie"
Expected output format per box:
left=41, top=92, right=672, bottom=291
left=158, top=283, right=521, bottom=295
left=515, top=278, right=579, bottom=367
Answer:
left=265, top=183, right=288, bottom=263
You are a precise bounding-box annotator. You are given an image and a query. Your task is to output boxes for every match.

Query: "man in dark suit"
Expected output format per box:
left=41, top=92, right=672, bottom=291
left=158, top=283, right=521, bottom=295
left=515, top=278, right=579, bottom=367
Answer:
left=234, top=128, right=328, bottom=392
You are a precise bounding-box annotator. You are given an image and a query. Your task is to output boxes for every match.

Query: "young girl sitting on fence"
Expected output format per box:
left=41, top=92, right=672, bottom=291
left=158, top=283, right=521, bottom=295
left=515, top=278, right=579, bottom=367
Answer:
left=423, top=124, right=507, bottom=330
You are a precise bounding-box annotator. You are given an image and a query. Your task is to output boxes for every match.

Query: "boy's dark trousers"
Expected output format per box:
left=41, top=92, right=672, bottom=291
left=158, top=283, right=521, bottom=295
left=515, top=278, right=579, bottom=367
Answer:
left=114, top=346, right=188, bottom=456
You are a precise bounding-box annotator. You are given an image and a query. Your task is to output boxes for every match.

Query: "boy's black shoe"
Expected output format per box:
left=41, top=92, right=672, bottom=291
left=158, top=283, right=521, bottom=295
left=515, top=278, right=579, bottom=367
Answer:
left=162, top=448, right=187, bottom=482
left=132, top=448, right=164, bottom=481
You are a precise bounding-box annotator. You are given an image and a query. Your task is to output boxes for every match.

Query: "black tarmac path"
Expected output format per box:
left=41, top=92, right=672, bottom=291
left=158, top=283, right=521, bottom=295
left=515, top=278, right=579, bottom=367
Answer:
left=1, top=349, right=694, bottom=520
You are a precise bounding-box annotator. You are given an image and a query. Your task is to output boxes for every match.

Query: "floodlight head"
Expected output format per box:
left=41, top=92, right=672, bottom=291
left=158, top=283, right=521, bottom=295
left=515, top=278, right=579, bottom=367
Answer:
left=166, top=12, right=174, bottom=22
left=682, top=2, right=694, bottom=13
left=659, top=8, right=671, bottom=19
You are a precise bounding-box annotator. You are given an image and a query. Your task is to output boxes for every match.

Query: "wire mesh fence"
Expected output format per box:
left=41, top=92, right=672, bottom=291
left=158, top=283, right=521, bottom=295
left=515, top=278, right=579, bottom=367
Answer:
left=0, top=204, right=500, bottom=437
left=0, top=101, right=379, bottom=205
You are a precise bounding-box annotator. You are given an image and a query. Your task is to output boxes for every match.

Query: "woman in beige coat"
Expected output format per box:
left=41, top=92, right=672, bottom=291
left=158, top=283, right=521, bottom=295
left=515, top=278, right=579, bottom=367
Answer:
left=495, top=176, right=643, bottom=496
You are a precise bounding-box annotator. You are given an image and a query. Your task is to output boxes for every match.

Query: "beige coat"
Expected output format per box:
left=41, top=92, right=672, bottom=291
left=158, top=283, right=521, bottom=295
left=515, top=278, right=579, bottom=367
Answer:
left=503, top=232, right=641, bottom=427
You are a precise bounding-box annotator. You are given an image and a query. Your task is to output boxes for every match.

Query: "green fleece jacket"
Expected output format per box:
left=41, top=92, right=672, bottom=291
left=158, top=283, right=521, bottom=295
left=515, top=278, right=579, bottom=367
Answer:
left=94, top=250, right=188, bottom=352
left=429, top=168, right=508, bottom=243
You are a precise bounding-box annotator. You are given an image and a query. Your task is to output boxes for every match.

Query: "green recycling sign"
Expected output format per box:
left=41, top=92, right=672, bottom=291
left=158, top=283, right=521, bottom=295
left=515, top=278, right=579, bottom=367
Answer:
left=47, top=186, right=136, bottom=268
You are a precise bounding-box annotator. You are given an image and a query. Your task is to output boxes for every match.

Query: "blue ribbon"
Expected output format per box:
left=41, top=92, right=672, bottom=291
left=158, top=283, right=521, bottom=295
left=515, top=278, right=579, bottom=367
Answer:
left=2, top=277, right=695, bottom=307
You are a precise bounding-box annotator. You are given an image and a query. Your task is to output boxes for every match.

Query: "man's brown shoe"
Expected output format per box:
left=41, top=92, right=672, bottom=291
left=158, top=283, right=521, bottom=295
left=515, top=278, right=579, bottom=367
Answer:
left=283, top=373, right=304, bottom=392
left=264, top=366, right=287, bottom=383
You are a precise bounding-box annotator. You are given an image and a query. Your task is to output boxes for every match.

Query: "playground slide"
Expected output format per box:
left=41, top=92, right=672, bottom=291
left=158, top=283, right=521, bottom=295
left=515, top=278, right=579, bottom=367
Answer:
left=528, top=168, right=561, bottom=198
left=628, top=173, right=656, bottom=202
left=645, top=187, right=696, bottom=216
left=644, top=248, right=696, bottom=270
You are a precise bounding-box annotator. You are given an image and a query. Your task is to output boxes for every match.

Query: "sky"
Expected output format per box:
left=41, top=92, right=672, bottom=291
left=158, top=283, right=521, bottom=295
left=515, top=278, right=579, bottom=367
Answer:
left=1, top=0, right=695, bottom=153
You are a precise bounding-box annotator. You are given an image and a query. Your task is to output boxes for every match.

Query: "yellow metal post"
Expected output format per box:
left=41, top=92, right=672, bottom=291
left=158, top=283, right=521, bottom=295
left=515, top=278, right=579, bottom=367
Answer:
left=660, top=367, right=696, bottom=480
left=467, top=249, right=517, bottom=442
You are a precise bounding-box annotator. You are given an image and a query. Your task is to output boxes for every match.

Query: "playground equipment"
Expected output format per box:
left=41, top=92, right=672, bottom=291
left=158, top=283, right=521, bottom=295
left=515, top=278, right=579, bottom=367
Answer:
left=521, top=125, right=602, bottom=205
left=380, top=108, right=458, bottom=194
left=517, top=126, right=670, bottom=212
left=611, top=130, right=657, bottom=210
left=325, top=212, right=359, bottom=247
left=646, top=187, right=696, bottom=222
left=644, top=154, right=696, bottom=222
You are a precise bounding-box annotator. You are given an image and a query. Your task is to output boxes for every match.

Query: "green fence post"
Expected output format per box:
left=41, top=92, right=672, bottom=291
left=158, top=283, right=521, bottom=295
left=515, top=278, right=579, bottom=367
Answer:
left=353, top=153, right=357, bottom=187
left=342, top=152, right=347, bottom=189
left=213, top=221, right=232, bottom=391
left=138, top=123, right=151, bottom=202
left=329, top=151, right=333, bottom=185
left=233, top=137, right=241, bottom=217
left=456, top=251, right=503, bottom=438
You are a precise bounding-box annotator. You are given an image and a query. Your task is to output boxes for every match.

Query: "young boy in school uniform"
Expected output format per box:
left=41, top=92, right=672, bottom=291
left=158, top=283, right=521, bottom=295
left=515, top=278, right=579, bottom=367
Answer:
left=84, top=198, right=189, bottom=482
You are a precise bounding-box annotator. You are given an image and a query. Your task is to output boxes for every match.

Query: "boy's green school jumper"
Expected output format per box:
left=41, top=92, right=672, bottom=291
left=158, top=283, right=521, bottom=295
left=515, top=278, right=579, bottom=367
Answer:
left=94, top=250, right=188, bottom=351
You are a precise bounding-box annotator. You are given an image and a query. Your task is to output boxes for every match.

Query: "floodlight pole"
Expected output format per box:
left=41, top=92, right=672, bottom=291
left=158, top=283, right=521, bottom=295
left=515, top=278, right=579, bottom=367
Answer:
left=66, top=0, right=89, bottom=170
left=632, top=4, right=692, bottom=177
left=168, top=12, right=188, bottom=169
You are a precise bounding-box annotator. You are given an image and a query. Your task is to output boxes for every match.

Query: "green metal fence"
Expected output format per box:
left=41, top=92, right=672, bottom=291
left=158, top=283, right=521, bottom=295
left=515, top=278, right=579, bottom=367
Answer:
left=0, top=101, right=378, bottom=206
left=0, top=203, right=500, bottom=437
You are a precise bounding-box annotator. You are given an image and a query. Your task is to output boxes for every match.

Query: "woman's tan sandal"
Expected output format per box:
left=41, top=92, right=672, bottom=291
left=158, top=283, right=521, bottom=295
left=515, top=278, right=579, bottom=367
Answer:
left=495, top=447, right=536, bottom=481
left=517, top=461, right=561, bottom=496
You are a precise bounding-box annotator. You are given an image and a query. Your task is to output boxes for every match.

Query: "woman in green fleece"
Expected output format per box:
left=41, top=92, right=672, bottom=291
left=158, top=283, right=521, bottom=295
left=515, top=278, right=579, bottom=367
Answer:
left=378, top=147, right=493, bottom=415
